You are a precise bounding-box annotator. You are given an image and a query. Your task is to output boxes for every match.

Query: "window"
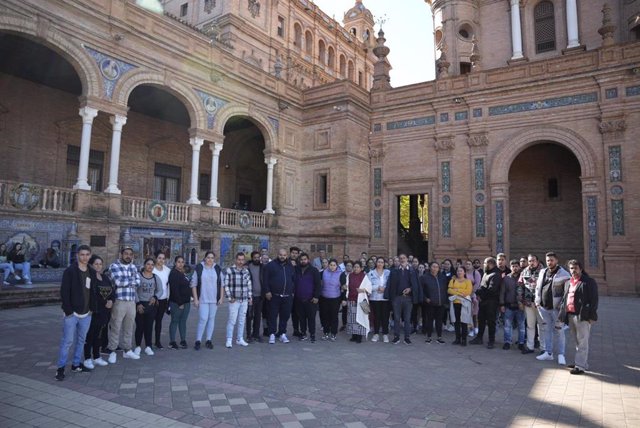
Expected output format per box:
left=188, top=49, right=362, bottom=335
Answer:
left=153, top=163, right=181, bottom=202
left=339, top=54, right=346, bottom=76
left=204, top=0, right=215, bottom=13
left=199, top=173, right=210, bottom=203
left=318, top=40, right=326, bottom=64
left=348, top=60, right=355, bottom=81
left=277, top=16, right=285, bottom=37
left=180, top=3, right=188, bottom=17
left=547, top=177, right=559, bottom=199
left=460, top=62, right=472, bottom=75
left=314, top=170, right=330, bottom=209
left=534, top=1, right=556, bottom=53
left=66, top=145, right=104, bottom=191
left=327, top=46, right=335, bottom=68
left=305, top=31, right=313, bottom=54
left=358, top=71, right=363, bottom=87
left=293, top=23, right=302, bottom=47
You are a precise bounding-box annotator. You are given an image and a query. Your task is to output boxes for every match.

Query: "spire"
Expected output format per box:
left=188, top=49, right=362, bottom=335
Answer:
left=372, top=29, right=392, bottom=91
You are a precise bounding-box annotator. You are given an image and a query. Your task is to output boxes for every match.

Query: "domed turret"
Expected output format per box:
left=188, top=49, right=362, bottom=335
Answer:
left=343, top=1, right=375, bottom=48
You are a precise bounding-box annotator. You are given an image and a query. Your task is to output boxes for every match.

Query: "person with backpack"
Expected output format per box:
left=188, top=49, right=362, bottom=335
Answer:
left=190, top=251, right=222, bottom=350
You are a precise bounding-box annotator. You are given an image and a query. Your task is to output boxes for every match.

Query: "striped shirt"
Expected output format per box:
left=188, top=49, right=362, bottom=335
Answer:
left=109, top=260, right=140, bottom=301
left=223, top=266, right=252, bottom=302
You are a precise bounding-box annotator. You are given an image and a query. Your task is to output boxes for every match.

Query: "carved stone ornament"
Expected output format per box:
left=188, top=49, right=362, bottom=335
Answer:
left=434, top=138, right=455, bottom=152
left=467, top=133, right=489, bottom=147
left=9, top=183, right=42, bottom=211
left=239, top=213, right=252, bottom=229
left=148, top=200, right=168, bottom=222
left=248, top=0, right=260, bottom=18
left=599, top=119, right=626, bottom=136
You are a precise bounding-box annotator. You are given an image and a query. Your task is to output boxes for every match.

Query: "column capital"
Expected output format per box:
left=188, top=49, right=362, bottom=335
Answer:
left=190, top=136, right=204, bottom=150
left=209, top=142, right=223, bottom=155
left=110, top=114, right=127, bottom=130
left=79, top=106, right=98, bottom=123
left=265, top=156, right=278, bottom=167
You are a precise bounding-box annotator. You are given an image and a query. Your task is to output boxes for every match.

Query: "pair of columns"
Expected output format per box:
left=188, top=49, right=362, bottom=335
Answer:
left=509, top=0, right=580, bottom=60
left=72, top=106, right=277, bottom=214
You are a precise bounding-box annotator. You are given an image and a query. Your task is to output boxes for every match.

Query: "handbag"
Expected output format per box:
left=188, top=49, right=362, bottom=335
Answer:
left=359, top=299, right=370, bottom=314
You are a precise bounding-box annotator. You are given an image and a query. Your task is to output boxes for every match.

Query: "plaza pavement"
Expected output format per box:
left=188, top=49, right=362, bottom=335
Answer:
left=0, top=296, right=638, bottom=428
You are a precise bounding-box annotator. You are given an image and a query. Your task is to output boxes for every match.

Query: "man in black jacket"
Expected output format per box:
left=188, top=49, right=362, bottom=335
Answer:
left=385, top=253, right=423, bottom=345
left=246, top=250, right=265, bottom=342
left=55, top=245, right=97, bottom=381
left=421, top=261, right=448, bottom=344
left=470, top=257, right=502, bottom=349
left=264, top=248, right=296, bottom=344
left=293, top=253, right=322, bottom=342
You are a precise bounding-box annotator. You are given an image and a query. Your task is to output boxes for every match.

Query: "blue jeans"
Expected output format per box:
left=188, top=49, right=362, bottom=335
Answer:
left=57, top=313, right=92, bottom=368
left=13, top=262, right=31, bottom=282
left=503, top=307, right=525, bottom=344
left=1, top=262, right=14, bottom=281
left=169, top=302, right=190, bottom=342
left=392, top=295, right=413, bottom=339
left=538, top=307, right=565, bottom=355
left=196, top=303, right=218, bottom=342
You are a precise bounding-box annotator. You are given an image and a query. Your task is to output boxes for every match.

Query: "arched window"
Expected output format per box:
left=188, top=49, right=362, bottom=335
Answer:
left=318, top=40, right=326, bottom=64
left=327, top=46, right=335, bottom=69
left=534, top=1, right=556, bottom=53
left=305, top=30, right=313, bottom=54
left=339, top=54, right=346, bottom=76
left=348, top=60, right=355, bottom=81
left=293, top=23, right=302, bottom=48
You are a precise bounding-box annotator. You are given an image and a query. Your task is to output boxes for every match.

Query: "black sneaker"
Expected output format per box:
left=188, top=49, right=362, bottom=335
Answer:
left=263, top=329, right=269, bottom=337
left=194, top=341, right=201, bottom=351
left=392, top=336, right=401, bottom=344
left=55, top=368, right=65, bottom=381
left=518, top=344, right=525, bottom=351
left=293, top=330, right=303, bottom=338
left=567, top=364, right=576, bottom=369
left=404, top=338, right=412, bottom=345
left=299, top=335, right=308, bottom=341
left=339, top=326, right=346, bottom=332
left=487, top=342, right=495, bottom=349
left=503, top=343, right=511, bottom=350
left=169, top=342, right=179, bottom=350
left=425, top=338, right=432, bottom=344
left=461, top=338, right=467, bottom=346
left=71, top=364, right=91, bottom=373
left=469, top=337, right=483, bottom=345
left=155, top=343, right=164, bottom=350
left=310, top=336, right=316, bottom=343
left=205, top=340, right=213, bottom=349
left=179, top=341, right=188, bottom=349
left=436, top=338, right=446, bottom=344
left=521, top=347, right=534, bottom=354
left=570, top=367, right=585, bottom=375
left=452, top=339, right=461, bottom=345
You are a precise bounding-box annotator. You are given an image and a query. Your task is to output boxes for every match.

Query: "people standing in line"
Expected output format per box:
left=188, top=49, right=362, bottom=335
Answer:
left=263, top=249, right=295, bottom=344
left=152, top=250, right=171, bottom=350
left=320, top=259, right=342, bottom=341
left=56, top=245, right=96, bottom=380
left=8, top=242, right=32, bottom=286
left=339, top=260, right=353, bottom=331
left=559, top=260, right=598, bottom=375
left=470, top=257, right=502, bottom=349
left=246, top=251, right=265, bottom=343
left=107, top=247, right=141, bottom=363
left=168, top=256, right=191, bottom=350
left=134, top=258, right=161, bottom=357
left=500, top=260, right=525, bottom=351
left=83, top=255, right=114, bottom=369
left=448, top=265, right=473, bottom=346
left=535, top=252, right=570, bottom=365
left=223, top=252, right=253, bottom=348
left=368, top=257, right=390, bottom=343
left=293, top=253, right=321, bottom=342
left=344, top=261, right=371, bottom=343
left=191, top=251, right=222, bottom=350
left=421, top=261, right=447, bottom=344
left=1, top=243, right=17, bottom=286
left=385, top=253, right=423, bottom=345
left=519, top=254, right=544, bottom=354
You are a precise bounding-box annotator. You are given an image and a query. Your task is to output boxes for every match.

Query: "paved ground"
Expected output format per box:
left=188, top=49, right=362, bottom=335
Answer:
left=0, top=296, right=638, bottom=427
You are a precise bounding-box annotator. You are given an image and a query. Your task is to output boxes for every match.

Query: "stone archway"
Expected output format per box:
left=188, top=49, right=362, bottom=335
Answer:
left=214, top=103, right=278, bottom=153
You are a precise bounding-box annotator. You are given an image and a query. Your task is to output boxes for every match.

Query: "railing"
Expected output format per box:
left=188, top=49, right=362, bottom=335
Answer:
left=0, top=180, right=77, bottom=213
left=121, top=197, right=191, bottom=223
left=219, top=208, right=268, bottom=229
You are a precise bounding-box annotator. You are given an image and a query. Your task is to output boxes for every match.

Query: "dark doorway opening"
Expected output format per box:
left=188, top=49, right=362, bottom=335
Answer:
left=397, top=194, right=429, bottom=262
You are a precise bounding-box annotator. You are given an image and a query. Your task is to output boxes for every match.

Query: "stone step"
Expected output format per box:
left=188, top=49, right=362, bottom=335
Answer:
left=0, top=285, right=60, bottom=310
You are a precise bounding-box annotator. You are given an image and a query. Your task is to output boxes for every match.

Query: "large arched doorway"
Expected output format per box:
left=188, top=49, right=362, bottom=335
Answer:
left=508, top=143, right=583, bottom=262
left=220, top=117, right=267, bottom=212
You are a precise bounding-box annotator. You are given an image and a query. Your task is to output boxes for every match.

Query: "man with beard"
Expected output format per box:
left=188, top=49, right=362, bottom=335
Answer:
left=470, top=257, right=502, bottom=349
left=246, top=251, right=265, bottom=342
left=264, top=249, right=296, bottom=344
left=293, top=253, right=321, bottom=342
left=519, top=254, right=544, bottom=354
left=500, top=260, right=525, bottom=350
left=289, top=246, right=302, bottom=337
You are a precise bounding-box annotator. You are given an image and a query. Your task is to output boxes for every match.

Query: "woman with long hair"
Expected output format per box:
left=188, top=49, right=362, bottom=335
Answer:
left=448, top=265, right=473, bottom=346
left=0, top=243, right=16, bottom=286
left=320, top=259, right=342, bottom=341
left=191, top=251, right=222, bottom=350
left=345, top=261, right=372, bottom=343
left=368, top=257, right=390, bottom=343
left=134, top=258, right=162, bottom=356
left=83, top=255, right=114, bottom=368
left=8, top=243, right=32, bottom=285
left=168, top=256, right=191, bottom=349
left=152, top=250, right=171, bottom=349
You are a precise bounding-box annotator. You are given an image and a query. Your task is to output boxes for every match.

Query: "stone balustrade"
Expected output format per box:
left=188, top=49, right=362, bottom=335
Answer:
left=0, top=180, right=76, bottom=214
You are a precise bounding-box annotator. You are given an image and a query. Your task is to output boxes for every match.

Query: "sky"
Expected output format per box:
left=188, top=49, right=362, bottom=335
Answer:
left=313, top=0, right=435, bottom=86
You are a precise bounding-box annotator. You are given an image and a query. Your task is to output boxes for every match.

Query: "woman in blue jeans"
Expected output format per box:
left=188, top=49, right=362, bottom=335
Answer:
left=168, top=256, right=191, bottom=349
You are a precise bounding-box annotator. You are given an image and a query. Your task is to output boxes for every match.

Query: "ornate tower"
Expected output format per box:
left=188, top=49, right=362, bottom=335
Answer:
left=428, top=0, right=480, bottom=77
left=343, top=0, right=376, bottom=49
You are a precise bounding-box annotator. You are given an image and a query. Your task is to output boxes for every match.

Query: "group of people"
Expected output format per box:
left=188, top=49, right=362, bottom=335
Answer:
left=55, top=245, right=599, bottom=381
left=0, top=242, right=33, bottom=286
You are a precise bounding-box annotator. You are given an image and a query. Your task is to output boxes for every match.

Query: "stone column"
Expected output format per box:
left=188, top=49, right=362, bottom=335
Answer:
left=186, top=136, right=204, bottom=205
left=207, top=142, right=223, bottom=207
left=566, top=0, right=580, bottom=48
left=510, top=0, right=524, bottom=60
left=73, top=106, right=99, bottom=190
left=263, top=156, right=277, bottom=214
left=104, top=114, right=127, bottom=194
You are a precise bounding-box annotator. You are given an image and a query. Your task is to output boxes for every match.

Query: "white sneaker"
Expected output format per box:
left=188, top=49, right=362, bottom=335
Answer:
left=269, top=334, right=276, bottom=344
left=2, top=281, right=9, bottom=286
left=474, top=327, right=479, bottom=335
left=225, top=338, right=232, bottom=348
left=279, top=334, right=290, bottom=343
left=236, top=339, right=249, bottom=347
left=536, top=352, right=554, bottom=361
left=93, top=357, right=108, bottom=366
left=468, top=330, right=475, bottom=337
left=134, top=346, right=141, bottom=356
left=383, top=335, right=390, bottom=343
left=558, top=354, right=566, bottom=366
left=371, top=334, right=379, bottom=342
left=144, top=346, right=155, bottom=356
left=14, top=275, right=21, bottom=281
left=83, top=359, right=95, bottom=370
left=446, top=325, right=455, bottom=332
left=123, top=350, right=140, bottom=360
left=108, top=352, right=117, bottom=364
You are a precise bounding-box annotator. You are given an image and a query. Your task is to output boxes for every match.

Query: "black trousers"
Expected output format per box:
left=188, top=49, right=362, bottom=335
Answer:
left=295, top=299, right=318, bottom=337
left=84, top=316, right=108, bottom=360
left=370, top=300, right=390, bottom=334
left=425, top=305, right=445, bottom=338
left=154, top=298, right=168, bottom=345
left=246, top=296, right=263, bottom=338
left=268, top=295, right=293, bottom=336
left=453, top=303, right=468, bottom=339
left=319, top=296, right=341, bottom=335
left=341, top=302, right=348, bottom=326
left=291, top=302, right=300, bottom=333
left=478, top=300, right=499, bottom=342
left=135, top=302, right=157, bottom=348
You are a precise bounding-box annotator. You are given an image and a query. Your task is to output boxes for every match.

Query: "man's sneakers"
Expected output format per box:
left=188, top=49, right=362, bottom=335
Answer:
left=503, top=343, right=511, bottom=350
left=205, top=340, right=214, bottom=349
left=570, top=367, right=585, bottom=375
left=279, top=334, right=290, bottom=343
left=404, top=338, right=412, bottom=345
left=123, top=350, right=140, bottom=360
left=225, top=338, right=233, bottom=348
left=83, top=359, right=95, bottom=370
left=133, top=346, right=142, bottom=356
left=144, top=346, right=154, bottom=356
left=469, top=337, right=483, bottom=345
left=557, top=354, right=566, bottom=366
left=194, top=341, right=201, bottom=351
left=371, top=334, right=379, bottom=342
left=94, top=357, right=108, bottom=366
left=392, top=336, right=401, bottom=345
left=55, top=368, right=65, bottom=381
left=436, top=338, right=446, bottom=344
left=71, top=364, right=91, bottom=372
left=236, top=338, right=249, bottom=347
left=108, top=352, right=117, bottom=364
left=269, top=334, right=276, bottom=344
left=487, top=341, right=495, bottom=349
left=536, top=351, right=554, bottom=361
left=425, top=338, right=432, bottom=344
left=179, top=341, right=188, bottom=349
left=169, top=342, right=179, bottom=350
left=382, top=335, right=390, bottom=343
left=521, top=347, right=534, bottom=354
